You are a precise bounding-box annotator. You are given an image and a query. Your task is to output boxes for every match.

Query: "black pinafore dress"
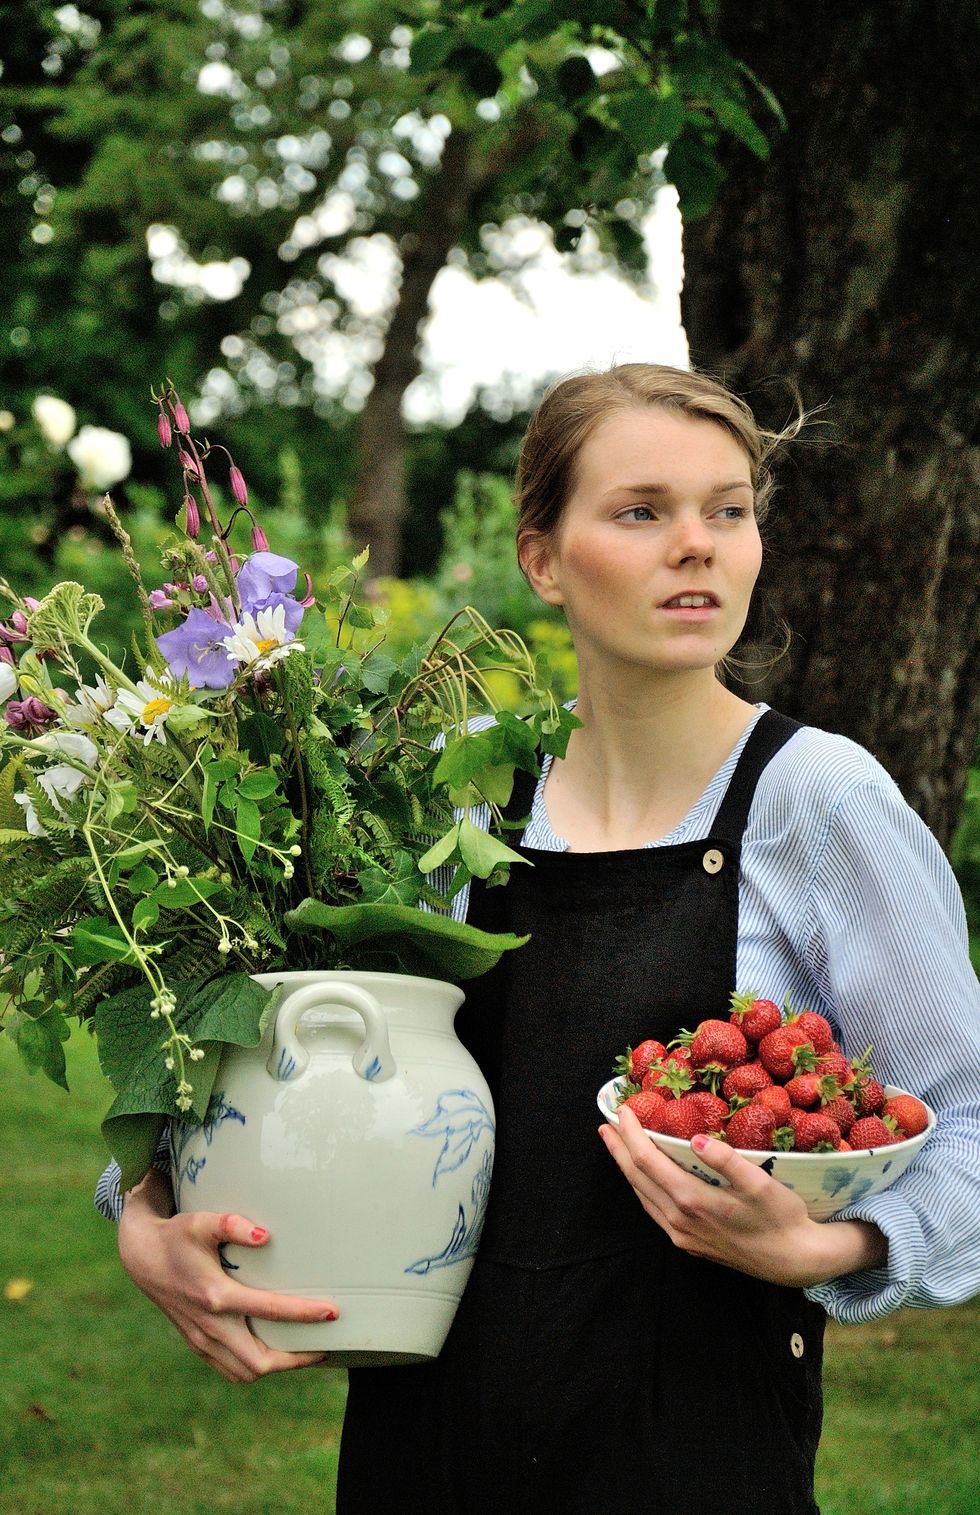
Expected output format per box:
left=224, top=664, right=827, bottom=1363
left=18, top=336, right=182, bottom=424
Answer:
left=339, top=710, right=825, bottom=1514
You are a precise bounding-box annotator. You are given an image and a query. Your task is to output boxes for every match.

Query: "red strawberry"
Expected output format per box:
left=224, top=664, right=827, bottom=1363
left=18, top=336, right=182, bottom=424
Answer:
left=822, top=1096, right=856, bottom=1136
left=722, top=1062, right=773, bottom=1101
left=850, top=1115, right=901, bottom=1149
left=881, top=1094, right=930, bottom=1138
left=677, top=1019, right=749, bottom=1073
left=793, top=1112, right=843, bottom=1152
left=630, top=1039, right=667, bottom=1082
left=815, top=1049, right=853, bottom=1083
left=726, top=1104, right=777, bottom=1150
left=758, top=1024, right=817, bottom=1081
left=752, top=1084, right=792, bottom=1122
left=683, top=1091, right=729, bottom=1130
left=644, top=1057, right=695, bottom=1099
left=785, top=1072, right=841, bottom=1109
left=788, top=1009, right=835, bottom=1055
left=850, top=1076, right=886, bottom=1116
left=621, top=1090, right=669, bottom=1131
left=729, top=991, right=782, bottom=1043
left=660, top=1099, right=719, bottom=1141
left=838, top=1139, right=852, bottom=1151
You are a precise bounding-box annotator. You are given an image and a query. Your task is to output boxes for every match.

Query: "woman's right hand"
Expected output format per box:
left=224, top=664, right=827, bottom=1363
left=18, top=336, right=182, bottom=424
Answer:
left=117, top=1167, right=340, bottom=1384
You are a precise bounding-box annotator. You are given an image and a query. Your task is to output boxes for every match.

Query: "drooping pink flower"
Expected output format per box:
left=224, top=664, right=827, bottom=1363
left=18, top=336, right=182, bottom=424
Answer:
left=171, top=396, right=191, bottom=434
left=184, top=494, right=201, bottom=538
left=229, top=465, right=248, bottom=506
left=5, top=696, right=58, bottom=733
left=148, top=589, right=175, bottom=610
left=157, top=409, right=172, bottom=448
left=299, top=572, right=315, bottom=608
left=250, top=523, right=269, bottom=552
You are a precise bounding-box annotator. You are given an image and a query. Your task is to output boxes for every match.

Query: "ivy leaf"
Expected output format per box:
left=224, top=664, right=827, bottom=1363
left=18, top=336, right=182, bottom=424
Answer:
left=72, top=917, right=137, bottom=965
left=284, top=897, right=528, bottom=981
left=418, top=821, right=461, bottom=875
left=9, top=1006, right=70, bottom=1090
left=537, top=706, right=582, bottom=758
left=433, top=733, right=496, bottom=789
left=97, top=974, right=278, bottom=1190
left=457, top=816, right=528, bottom=879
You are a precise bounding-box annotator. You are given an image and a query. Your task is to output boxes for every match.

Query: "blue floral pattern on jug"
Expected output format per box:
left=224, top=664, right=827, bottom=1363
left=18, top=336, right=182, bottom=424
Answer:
left=276, top=1047, right=297, bottom=1081
left=405, top=1150, right=494, bottom=1275
left=171, top=1089, right=247, bottom=1206
left=403, top=1090, right=495, bottom=1273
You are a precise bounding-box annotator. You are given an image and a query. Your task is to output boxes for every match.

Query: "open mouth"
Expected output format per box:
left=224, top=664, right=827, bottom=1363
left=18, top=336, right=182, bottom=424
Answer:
left=660, top=593, right=719, bottom=609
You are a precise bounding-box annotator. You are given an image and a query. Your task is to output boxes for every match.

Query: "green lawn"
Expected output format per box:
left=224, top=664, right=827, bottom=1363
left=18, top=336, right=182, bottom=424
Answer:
left=2, top=1031, right=977, bottom=1514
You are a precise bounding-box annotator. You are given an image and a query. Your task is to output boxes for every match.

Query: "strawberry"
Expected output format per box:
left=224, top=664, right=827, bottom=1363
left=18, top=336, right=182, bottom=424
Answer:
left=882, top=1093, right=930, bottom=1138
left=822, top=1095, right=856, bottom=1137
left=792, top=1112, right=842, bottom=1152
left=850, top=1076, right=886, bottom=1116
left=722, top=1062, right=773, bottom=1101
left=758, top=1023, right=817, bottom=1081
left=726, top=1104, right=777, bottom=1150
left=676, top=1019, right=748, bottom=1073
left=683, top=1091, right=729, bottom=1130
left=620, top=1090, right=669, bottom=1131
left=660, top=1098, right=720, bottom=1141
left=752, top=1084, right=792, bottom=1122
left=785, top=1072, right=841, bottom=1109
left=614, top=1039, right=667, bottom=1086
left=815, top=1049, right=853, bottom=1083
left=849, top=1115, right=901, bottom=1149
left=729, top=990, right=782, bottom=1043
left=644, top=1057, right=695, bottom=1099
left=788, top=1008, right=835, bottom=1055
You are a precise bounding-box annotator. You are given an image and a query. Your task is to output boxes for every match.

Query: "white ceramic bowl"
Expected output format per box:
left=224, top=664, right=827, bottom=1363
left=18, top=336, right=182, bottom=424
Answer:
left=597, top=1077, right=936, bottom=1220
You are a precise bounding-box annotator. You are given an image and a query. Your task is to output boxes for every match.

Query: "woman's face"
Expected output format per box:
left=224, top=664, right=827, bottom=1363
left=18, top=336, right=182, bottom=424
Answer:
left=523, top=407, right=763, bottom=680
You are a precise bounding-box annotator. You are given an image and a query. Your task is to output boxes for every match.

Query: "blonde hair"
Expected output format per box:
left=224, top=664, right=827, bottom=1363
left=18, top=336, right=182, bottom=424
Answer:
left=515, top=362, right=801, bottom=570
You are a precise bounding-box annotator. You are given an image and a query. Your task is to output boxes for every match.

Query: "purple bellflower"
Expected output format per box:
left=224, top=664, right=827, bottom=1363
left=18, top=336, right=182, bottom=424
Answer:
left=236, top=552, right=305, bottom=634
left=156, top=606, right=236, bottom=689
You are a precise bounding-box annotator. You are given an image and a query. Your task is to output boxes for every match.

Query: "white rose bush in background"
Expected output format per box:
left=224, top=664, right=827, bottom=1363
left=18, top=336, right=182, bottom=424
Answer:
left=0, top=387, right=577, bottom=1188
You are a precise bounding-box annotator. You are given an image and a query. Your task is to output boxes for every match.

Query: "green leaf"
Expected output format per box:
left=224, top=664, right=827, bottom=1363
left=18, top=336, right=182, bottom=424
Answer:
left=236, top=796, right=261, bottom=862
left=237, top=770, right=279, bottom=800
left=409, top=23, right=454, bottom=74
left=97, top=974, right=278, bottom=1189
left=127, top=863, right=159, bottom=894
left=538, top=705, right=582, bottom=758
left=10, top=1006, right=70, bottom=1089
left=360, top=653, right=398, bottom=696
left=284, top=898, right=529, bottom=981
left=612, top=90, right=686, bottom=153
left=345, top=603, right=375, bottom=629
left=433, top=733, right=496, bottom=789
left=27, top=581, right=104, bottom=645
left=166, top=703, right=214, bottom=732
left=149, top=877, right=223, bottom=908
left=131, top=897, right=159, bottom=932
left=238, top=712, right=285, bottom=761
left=72, top=917, right=137, bottom=965
left=102, top=781, right=137, bottom=824
left=417, top=821, right=461, bottom=875
left=457, top=816, right=528, bottom=878
left=113, top=841, right=159, bottom=868
left=473, top=764, right=514, bottom=808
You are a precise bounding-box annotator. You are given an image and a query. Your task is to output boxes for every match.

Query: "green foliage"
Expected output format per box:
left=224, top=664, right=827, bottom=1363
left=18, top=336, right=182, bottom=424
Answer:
left=284, top=897, right=529, bottom=980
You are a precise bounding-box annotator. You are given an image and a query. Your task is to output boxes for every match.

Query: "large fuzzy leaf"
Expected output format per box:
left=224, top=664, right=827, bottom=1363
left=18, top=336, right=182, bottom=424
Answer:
left=284, top=898, right=528, bottom=980
left=96, top=974, right=278, bottom=1190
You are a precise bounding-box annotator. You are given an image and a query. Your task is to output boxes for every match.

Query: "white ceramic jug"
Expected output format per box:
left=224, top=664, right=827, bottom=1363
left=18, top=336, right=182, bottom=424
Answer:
left=171, top=970, right=495, bottom=1366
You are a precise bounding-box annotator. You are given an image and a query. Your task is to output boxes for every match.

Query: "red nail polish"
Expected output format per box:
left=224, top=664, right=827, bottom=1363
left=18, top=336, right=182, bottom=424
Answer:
left=691, top=1135, right=709, bottom=1153
left=250, top=1226, right=268, bottom=1242
left=319, top=1308, right=338, bottom=1321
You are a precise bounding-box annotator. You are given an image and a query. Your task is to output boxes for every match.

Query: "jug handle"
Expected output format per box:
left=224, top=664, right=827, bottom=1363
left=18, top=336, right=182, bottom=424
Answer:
left=268, top=981, right=396, bottom=1083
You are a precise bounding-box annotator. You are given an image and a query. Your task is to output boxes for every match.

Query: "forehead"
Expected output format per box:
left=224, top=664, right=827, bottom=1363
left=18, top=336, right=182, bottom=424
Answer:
left=570, top=407, right=752, bottom=496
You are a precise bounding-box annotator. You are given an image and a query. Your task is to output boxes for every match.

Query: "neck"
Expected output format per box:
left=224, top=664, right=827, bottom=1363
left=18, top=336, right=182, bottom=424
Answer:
left=547, top=661, right=758, bottom=848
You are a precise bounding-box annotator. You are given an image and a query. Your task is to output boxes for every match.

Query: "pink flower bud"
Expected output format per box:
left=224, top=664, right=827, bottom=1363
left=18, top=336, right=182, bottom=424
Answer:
left=178, top=450, right=200, bottom=479
left=229, top=465, right=248, bottom=507
left=205, top=550, right=218, bottom=563
left=192, top=574, right=208, bottom=592
left=148, top=589, right=175, bottom=610
left=0, top=645, right=14, bottom=666
left=5, top=696, right=58, bottom=733
left=228, top=554, right=240, bottom=573
left=250, top=523, right=269, bottom=552
left=171, top=396, right=191, bottom=434
left=299, top=572, right=316, bottom=608
left=23, top=597, right=40, bottom=611
left=183, top=494, right=201, bottom=538
left=157, top=409, right=172, bottom=448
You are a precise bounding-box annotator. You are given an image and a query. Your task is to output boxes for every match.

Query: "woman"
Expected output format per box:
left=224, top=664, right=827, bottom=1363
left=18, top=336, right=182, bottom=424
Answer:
left=104, top=365, right=980, bottom=1513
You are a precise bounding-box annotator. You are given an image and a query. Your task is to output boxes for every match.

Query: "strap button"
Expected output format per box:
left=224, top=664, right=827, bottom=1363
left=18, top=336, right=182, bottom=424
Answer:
left=702, top=848, right=725, bottom=874
left=790, top=1332, right=805, bottom=1358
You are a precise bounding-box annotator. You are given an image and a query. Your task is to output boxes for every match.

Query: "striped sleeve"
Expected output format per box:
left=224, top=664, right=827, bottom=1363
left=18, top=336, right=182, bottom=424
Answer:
left=94, top=1129, right=173, bottom=1223
left=796, top=774, right=980, bottom=1321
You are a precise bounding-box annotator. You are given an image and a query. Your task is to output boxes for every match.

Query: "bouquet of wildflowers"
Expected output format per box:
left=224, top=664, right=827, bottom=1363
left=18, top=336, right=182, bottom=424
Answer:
left=0, top=386, right=576, bottom=1186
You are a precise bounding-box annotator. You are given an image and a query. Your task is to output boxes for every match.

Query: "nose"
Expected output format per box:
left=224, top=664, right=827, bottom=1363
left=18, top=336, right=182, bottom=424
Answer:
left=666, top=511, right=714, bottom=566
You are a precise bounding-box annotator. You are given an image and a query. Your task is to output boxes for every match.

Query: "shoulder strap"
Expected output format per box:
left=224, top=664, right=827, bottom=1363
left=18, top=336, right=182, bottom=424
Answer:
left=501, top=761, right=541, bottom=831
left=710, top=709, right=802, bottom=846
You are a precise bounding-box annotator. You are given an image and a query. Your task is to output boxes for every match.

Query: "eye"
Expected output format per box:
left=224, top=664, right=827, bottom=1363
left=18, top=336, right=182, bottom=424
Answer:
left=616, top=504, right=656, bottom=523
left=714, top=504, right=752, bottom=521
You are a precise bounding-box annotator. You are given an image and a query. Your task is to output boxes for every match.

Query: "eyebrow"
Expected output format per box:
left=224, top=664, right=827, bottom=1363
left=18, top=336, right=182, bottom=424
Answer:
left=602, top=479, right=754, bottom=499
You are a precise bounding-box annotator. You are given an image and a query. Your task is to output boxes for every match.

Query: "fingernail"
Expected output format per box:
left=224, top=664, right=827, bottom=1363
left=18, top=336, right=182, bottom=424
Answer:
left=691, top=1135, right=709, bottom=1152
left=250, top=1226, right=268, bottom=1242
left=318, top=1308, right=339, bottom=1321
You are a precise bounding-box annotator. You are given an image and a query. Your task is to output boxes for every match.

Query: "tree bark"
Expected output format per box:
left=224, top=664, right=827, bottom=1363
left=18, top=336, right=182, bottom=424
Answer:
left=348, top=128, right=475, bottom=579
left=680, top=1, right=980, bottom=846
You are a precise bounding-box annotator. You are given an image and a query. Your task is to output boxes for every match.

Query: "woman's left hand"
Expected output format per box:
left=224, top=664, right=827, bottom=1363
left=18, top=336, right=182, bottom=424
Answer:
left=600, top=1106, right=887, bottom=1288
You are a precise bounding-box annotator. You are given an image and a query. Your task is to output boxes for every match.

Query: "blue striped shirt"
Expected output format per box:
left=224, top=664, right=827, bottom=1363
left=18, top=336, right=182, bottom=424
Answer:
left=96, top=705, right=980, bottom=1324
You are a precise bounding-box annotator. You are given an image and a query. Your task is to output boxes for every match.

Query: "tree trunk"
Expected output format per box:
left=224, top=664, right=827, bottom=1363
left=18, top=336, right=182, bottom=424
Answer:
left=348, top=128, right=474, bottom=579
left=680, top=0, right=980, bottom=846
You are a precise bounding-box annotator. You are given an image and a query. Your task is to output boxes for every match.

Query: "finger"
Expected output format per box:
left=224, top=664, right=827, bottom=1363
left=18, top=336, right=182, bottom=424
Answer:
left=204, top=1212, right=274, bottom=1249
left=688, top=1133, right=772, bottom=1195
left=203, top=1314, right=333, bottom=1378
left=224, top=1283, right=340, bottom=1323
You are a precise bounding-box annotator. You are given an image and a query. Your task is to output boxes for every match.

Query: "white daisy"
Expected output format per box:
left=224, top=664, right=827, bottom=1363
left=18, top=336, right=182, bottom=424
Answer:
left=105, top=668, right=177, bottom=745
left=222, top=605, right=304, bottom=673
left=62, top=674, right=117, bottom=729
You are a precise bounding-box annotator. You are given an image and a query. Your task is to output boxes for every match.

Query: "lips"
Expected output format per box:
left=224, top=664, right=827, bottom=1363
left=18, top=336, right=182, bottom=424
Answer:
left=659, top=592, right=720, bottom=609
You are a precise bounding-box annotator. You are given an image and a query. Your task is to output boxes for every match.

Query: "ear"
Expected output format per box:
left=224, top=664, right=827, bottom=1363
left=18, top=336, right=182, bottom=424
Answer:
left=518, top=529, right=564, bottom=606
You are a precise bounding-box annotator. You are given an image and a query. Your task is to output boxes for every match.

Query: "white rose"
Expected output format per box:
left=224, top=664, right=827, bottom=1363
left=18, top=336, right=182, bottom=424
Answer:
left=67, top=425, right=132, bottom=490
left=0, top=662, right=17, bottom=703
left=34, top=730, right=100, bottom=766
left=32, top=394, right=78, bottom=448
